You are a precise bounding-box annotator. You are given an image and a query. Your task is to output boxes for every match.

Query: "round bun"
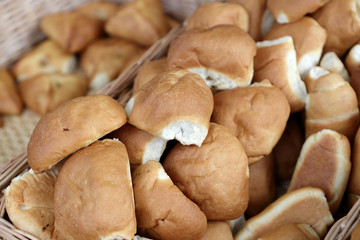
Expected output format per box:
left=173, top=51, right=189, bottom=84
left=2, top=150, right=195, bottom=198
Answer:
left=125, top=69, right=213, bottom=147
left=0, top=69, right=23, bottom=115
left=27, top=94, right=126, bottom=173
left=348, top=128, right=360, bottom=203
left=234, top=187, right=333, bottom=240
left=320, top=52, right=350, bottom=82
left=54, top=140, right=136, bottom=240
left=259, top=223, right=320, bottom=240
left=4, top=168, right=58, bottom=240
left=212, top=80, right=290, bottom=157
left=132, top=160, right=207, bottom=240
left=288, top=129, right=351, bottom=214
left=167, top=25, right=256, bottom=90
left=199, top=221, right=233, bottom=240
left=76, top=1, right=119, bottom=21
left=163, top=123, right=249, bottom=220
left=186, top=2, right=249, bottom=32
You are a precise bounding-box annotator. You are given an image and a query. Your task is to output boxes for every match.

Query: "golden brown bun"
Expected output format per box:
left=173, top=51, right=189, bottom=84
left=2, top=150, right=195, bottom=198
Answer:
left=81, top=38, right=145, bottom=89
left=107, top=123, right=167, bottom=166
left=254, top=36, right=307, bottom=112
left=352, top=223, right=360, bottom=240
left=132, top=160, right=207, bottom=240
left=259, top=223, right=320, bottom=240
left=273, top=114, right=305, bottom=181
left=19, top=73, right=88, bottom=116
left=305, top=72, right=359, bottom=139
left=212, top=80, right=290, bottom=157
left=41, top=12, right=102, bottom=53
left=27, top=94, right=126, bottom=173
left=198, top=221, right=233, bottom=240
left=132, top=58, right=168, bottom=94
left=313, top=0, right=360, bottom=56
left=163, top=123, right=249, bottom=220
left=320, top=52, right=350, bottom=82
left=349, top=128, right=360, bottom=200
left=4, top=168, right=58, bottom=240
left=263, top=17, right=327, bottom=79
left=346, top=44, right=360, bottom=74
left=186, top=2, right=249, bottom=32
left=126, top=70, right=213, bottom=147
left=168, top=25, right=256, bottom=90
left=105, top=0, right=169, bottom=46
left=247, top=154, right=276, bottom=218
left=226, top=0, right=267, bottom=41
left=288, top=129, right=351, bottom=214
left=54, top=140, right=135, bottom=240
left=0, top=69, right=23, bottom=115
left=76, top=1, right=119, bottom=21
left=268, top=0, right=329, bottom=23
left=13, top=40, right=76, bottom=81
left=234, top=187, right=333, bottom=240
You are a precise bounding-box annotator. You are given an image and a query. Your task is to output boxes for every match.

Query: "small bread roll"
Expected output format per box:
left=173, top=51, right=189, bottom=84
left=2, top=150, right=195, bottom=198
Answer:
left=168, top=25, right=256, bottom=90
left=350, top=71, right=360, bottom=108
left=198, top=221, right=233, bottom=240
left=247, top=154, right=276, bottom=218
left=213, top=80, right=290, bottom=158
left=306, top=66, right=330, bottom=83
left=186, top=2, right=249, bottom=32
left=348, top=128, right=360, bottom=206
left=27, top=94, right=126, bottom=173
left=313, top=0, right=360, bottom=56
left=320, top=52, right=350, bottom=82
left=81, top=38, right=145, bottom=89
left=13, top=40, right=76, bottom=81
left=132, top=58, right=168, bottom=94
left=259, top=223, right=320, bottom=240
left=254, top=36, right=307, bottom=112
left=0, top=69, right=23, bottom=115
left=19, top=73, right=88, bottom=116
left=234, top=187, right=334, bottom=240
left=41, top=12, right=102, bottom=53
left=132, top=160, right=207, bottom=240
left=107, top=123, right=167, bottom=167
left=345, top=44, right=360, bottom=74
left=163, top=123, right=249, bottom=220
left=227, top=0, right=267, bottom=41
left=76, top=1, right=119, bottom=21
left=268, top=0, right=329, bottom=24
left=4, top=168, right=58, bottom=240
left=126, top=70, right=213, bottom=147
left=305, top=72, right=359, bottom=139
left=263, top=17, right=327, bottom=79
left=54, top=140, right=136, bottom=240
left=105, top=0, right=169, bottom=46
left=288, top=129, right=351, bottom=214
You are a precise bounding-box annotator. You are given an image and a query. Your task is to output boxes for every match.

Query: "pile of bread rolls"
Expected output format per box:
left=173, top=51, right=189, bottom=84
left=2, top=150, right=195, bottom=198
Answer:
left=4, top=0, right=360, bottom=239
left=0, top=0, right=175, bottom=125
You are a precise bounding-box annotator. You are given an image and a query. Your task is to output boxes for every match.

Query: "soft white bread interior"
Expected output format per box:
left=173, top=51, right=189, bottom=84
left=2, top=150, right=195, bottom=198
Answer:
left=345, top=43, right=360, bottom=74
left=320, top=52, right=350, bottom=82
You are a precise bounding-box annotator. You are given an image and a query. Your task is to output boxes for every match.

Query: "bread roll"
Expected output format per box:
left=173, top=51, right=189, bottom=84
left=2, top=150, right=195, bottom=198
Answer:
left=350, top=70, right=360, bottom=108
left=13, top=40, right=76, bottom=81
left=41, top=12, right=102, bottom=53
left=313, top=0, right=360, bottom=56
left=198, top=221, right=233, bottom=240
left=163, top=123, right=249, bottom=220
left=168, top=25, right=256, bottom=90
left=259, top=223, right=320, bottom=240
left=126, top=70, right=213, bottom=147
left=19, top=73, right=88, bottom=116
left=268, top=0, right=329, bottom=23
left=306, top=66, right=330, bottom=83
left=348, top=128, right=360, bottom=206
left=76, top=1, right=119, bottom=21
left=54, top=140, right=136, bottom=240
left=345, top=44, right=360, bottom=74
left=132, top=160, right=207, bottom=240
left=212, top=80, right=290, bottom=158
left=81, top=38, right=145, bottom=89
left=27, top=94, right=126, bottom=173
left=186, top=2, right=249, bottom=32
left=105, top=0, right=169, bottom=46
left=0, top=69, right=23, bottom=115
left=288, top=129, right=351, bottom=214
left=263, top=17, right=327, bottom=79
left=234, top=187, right=333, bottom=240
left=254, top=36, right=307, bottom=112
left=320, top=52, right=350, bottom=82
left=4, top=168, right=58, bottom=240
left=132, top=58, right=168, bottom=94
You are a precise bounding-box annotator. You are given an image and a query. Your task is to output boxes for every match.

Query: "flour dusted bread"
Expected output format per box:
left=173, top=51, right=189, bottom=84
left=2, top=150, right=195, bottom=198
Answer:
left=259, top=223, right=320, bottom=240
left=0, top=69, right=23, bottom=115
left=76, top=1, right=119, bottom=21
left=168, top=25, right=256, bottom=90
left=54, top=140, right=136, bottom=240
left=132, top=160, right=207, bottom=240
left=27, top=94, right=126, bottom=173
left=126, top=70, right=213, bottom=147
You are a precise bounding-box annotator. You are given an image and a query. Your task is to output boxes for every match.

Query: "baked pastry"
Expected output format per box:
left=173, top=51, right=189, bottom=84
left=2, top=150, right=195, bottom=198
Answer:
left=259, top=223, right=320, bottom=240
left=0, top=69, right=23, bottom=115
left=320, top=52, right=350, bottom=82
left=345, top=43, right=360, bottom=74
left=76, top=1, right=119, bottom=21
left=348, top=128, right=360, bottom=207
left=198, top=221, right=233, bottom=240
